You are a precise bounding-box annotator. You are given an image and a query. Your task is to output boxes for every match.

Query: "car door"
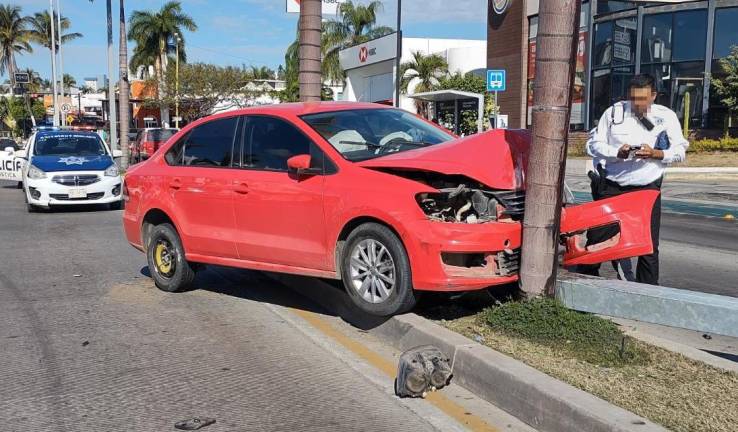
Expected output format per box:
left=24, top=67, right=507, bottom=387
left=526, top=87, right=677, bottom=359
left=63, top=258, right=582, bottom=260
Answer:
left=231, top=114, right=330, bottom=270
left=163, top=116, right=239, bottom=259
left=560, top=189, right=660, bottom=266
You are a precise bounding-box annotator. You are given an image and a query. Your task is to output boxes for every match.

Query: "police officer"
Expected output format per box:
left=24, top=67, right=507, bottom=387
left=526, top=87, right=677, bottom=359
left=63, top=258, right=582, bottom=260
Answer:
left=580, top=74, right=689, bottom=285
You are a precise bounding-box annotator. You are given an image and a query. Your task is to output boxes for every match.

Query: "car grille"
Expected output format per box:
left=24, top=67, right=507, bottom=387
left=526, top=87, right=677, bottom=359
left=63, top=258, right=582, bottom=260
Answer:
left=51, top=174, right=100, bottom=186
left=495, top=248, right=521, bottom=276
left=49, top=192, right=105, bottom=201
left=494, top=190, right=526, bottom=220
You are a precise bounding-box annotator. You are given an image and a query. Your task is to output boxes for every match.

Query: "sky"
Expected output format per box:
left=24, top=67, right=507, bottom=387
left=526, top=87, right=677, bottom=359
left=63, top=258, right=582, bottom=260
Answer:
left=8, top=0, right=487, bottom=86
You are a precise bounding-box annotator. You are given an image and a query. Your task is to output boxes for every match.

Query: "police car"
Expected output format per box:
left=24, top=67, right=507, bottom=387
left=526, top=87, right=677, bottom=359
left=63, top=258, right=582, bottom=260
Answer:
left=20, top=129, right=123, bottom=212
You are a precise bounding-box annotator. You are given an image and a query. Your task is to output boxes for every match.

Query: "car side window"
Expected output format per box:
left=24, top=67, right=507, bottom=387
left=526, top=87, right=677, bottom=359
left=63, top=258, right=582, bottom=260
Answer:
left=167, top=116, right=238, bottom=167
left=244, top=116, right=319, bottom=171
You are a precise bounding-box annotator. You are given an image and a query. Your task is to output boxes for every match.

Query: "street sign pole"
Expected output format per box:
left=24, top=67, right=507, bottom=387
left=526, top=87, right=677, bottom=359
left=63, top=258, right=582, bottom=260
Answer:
left=494, top=90, right=498, bottom=128
left=487, top=69, right=506, bottom=129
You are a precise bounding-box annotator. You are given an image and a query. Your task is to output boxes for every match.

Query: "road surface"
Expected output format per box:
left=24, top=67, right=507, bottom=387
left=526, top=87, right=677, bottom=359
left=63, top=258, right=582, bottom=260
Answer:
left=0, top=182, right=533, bottom=431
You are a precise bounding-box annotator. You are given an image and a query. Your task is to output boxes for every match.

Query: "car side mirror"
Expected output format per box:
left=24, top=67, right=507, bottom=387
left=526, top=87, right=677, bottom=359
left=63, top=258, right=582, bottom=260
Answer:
left=287, top=154, right=320, bottom=177
left=4, top=146, right=14, bottom=154
left=112, top=149, right=123, bottom=158
left=15, top=149, right=26, bottom=159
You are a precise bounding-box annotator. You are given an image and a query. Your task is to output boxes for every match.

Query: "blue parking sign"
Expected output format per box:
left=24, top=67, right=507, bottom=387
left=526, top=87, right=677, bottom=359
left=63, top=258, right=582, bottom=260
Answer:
left=487, top=69, right=506, bottom=92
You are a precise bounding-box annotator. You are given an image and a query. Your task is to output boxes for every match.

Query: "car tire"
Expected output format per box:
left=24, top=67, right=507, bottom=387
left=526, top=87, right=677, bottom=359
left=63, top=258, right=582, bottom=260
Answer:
left=341, top=222, right=417, bottom=316
left=16, top=181, right=22, bottom=189
left=109, top=200, right=123, bottom=211
left=27, top=203, right=38, bottom=213
left=146, top=223, right=195, bottom=293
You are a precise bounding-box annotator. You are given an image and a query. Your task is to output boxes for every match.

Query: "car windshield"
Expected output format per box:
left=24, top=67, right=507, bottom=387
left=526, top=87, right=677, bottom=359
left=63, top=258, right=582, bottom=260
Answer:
left=34, top=134, right=107, bottom=157
left=148, top=129, right=178, bottom=142
left=301, top=108, right=454, bottom=162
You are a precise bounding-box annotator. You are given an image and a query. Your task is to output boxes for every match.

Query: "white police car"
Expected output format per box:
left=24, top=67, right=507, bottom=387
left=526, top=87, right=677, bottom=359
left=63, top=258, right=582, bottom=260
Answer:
left=20, top=130, right=123, bottom=212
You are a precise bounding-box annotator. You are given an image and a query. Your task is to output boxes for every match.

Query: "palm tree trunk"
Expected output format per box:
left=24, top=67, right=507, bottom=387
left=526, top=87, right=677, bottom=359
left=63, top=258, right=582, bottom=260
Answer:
left=519, top=0, right=581, bottom=298
left=158, top=37, right=170, bottom=125
left=299, top=0, right=322, bottom=101
left=118, top=0, right=130, bottom=170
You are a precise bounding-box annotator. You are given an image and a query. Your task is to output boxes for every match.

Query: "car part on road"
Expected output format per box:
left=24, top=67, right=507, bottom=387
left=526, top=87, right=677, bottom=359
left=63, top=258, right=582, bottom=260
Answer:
left=174, top=417, right=216, bottom=430
left=342, top=223, right=416, bottom=316
left=146, top=223, right=195, bottom=292
left=395, top=345, right=453, bottom=398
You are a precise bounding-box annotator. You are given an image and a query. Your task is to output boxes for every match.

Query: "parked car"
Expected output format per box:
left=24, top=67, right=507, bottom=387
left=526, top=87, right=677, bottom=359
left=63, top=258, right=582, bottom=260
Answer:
left=122, top=102, right=657, bottom=316
left=0, top=138, right=19, bottom=152
left=20, top=130, right=123, bottom=212
left=131, top=128, right=179, bottom=163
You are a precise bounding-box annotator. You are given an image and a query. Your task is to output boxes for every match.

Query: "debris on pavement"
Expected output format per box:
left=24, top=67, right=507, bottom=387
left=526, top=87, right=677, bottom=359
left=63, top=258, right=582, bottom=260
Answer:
left=395, top=345, right=453, bottom=398
left=81, top=341, right=89, bottom=347
left=174, top=417, right=216, bottom=430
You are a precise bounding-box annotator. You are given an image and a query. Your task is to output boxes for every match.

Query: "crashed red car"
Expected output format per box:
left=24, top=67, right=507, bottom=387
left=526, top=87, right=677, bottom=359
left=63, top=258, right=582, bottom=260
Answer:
left=122, top=102, right=657, bottom=316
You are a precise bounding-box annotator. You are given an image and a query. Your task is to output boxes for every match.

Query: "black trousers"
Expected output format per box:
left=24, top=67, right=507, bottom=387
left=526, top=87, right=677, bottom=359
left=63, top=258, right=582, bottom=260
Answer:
left=577, top=177, right=662, bottom=285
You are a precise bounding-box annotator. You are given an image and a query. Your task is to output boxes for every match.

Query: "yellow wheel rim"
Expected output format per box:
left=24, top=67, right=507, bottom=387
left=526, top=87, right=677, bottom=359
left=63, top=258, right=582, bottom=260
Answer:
left=154, top=241, right=173, bottom=276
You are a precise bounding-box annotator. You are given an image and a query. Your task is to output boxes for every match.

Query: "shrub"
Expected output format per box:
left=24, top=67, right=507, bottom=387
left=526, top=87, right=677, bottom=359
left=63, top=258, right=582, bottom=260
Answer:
left=483, top=298, right=650, bottom=367
left=689, top=137, right=738, bottom=152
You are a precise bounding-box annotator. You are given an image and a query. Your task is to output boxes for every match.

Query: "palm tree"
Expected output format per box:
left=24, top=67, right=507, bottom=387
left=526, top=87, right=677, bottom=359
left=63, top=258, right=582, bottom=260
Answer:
left=27, top=10, right=82, bottom=50
left=400, top=51, right=449, bottom=117
left=62, top=73, right=75, bottom=90
left=249, top=66, right=274, bottom=80
left=128, top=1, right=196, bottom=122
left=0, top=5, right=32, bottom=87
left=322, top=0, right=393, bottom=82
left=27, top=9, right=82, bottom=100
left=19, top=67, right=43, bottom=92
left=128, top=1, right=195, bottom=86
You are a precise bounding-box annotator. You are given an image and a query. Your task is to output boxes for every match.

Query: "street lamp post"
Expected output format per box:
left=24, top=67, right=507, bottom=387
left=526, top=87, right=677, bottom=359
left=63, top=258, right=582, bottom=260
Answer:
left=175, top=34, right=181, bottom=129
left=49, top=0, right=59, bottom=126
left=394, top=0, right=402, bottom=108
left=56, top=0, right=65, bottom=126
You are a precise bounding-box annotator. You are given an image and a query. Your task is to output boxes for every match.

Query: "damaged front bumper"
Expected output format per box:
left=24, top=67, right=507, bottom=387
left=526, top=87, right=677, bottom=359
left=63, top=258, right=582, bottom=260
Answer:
left=403, top=218, right=523, bottom=291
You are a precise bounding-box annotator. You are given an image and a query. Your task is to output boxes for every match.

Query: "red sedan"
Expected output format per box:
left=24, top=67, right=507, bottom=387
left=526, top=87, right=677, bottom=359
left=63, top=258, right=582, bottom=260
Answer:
left=122, top=102, right=657, bottom=316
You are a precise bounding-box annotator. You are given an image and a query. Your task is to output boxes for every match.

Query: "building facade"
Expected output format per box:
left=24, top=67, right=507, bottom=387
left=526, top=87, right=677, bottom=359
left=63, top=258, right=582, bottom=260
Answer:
left=489, top=0, right=738, bottom=132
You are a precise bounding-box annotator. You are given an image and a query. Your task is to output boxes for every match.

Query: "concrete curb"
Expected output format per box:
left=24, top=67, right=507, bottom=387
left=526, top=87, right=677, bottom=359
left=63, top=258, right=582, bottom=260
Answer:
left=374, top=314, right=667, bottom=432
left=557, top=278, right=738, bottom=338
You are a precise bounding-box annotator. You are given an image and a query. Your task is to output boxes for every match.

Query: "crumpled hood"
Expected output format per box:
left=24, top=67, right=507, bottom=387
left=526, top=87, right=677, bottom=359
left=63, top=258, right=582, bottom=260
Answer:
left=357, top=129, right=530, bottom=190
left=31, top=155, right=114, bottom=172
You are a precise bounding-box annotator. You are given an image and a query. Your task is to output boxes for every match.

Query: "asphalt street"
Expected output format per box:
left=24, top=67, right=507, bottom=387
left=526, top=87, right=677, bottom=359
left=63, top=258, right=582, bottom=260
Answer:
left=0, top=182, right=532, bottom=432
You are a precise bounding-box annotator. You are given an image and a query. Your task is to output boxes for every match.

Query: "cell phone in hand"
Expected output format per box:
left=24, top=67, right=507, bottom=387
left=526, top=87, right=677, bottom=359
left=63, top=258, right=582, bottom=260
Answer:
left=628, top=145, right=642, bottom=158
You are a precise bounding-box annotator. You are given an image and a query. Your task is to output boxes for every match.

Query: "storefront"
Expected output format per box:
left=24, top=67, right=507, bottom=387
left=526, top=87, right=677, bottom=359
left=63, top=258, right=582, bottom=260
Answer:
left=489, top=0, right=738, bottom=132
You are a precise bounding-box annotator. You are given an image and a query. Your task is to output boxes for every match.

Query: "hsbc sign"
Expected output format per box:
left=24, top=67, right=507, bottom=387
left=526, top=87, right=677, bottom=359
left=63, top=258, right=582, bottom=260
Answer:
left=339, top=32, right=398, bottom=71
left=286, top=0, right=346, bottom=15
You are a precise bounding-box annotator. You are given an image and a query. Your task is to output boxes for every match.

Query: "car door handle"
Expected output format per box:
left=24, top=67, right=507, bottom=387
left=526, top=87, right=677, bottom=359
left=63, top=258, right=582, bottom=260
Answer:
left=233, top=181, right=249, bottom=194
left=169, top=178, right=182, bottom=190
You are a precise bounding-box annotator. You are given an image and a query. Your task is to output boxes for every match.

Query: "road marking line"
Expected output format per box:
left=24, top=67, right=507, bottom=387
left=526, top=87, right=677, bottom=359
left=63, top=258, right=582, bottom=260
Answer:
left=290, top=308, right=500, bottom=432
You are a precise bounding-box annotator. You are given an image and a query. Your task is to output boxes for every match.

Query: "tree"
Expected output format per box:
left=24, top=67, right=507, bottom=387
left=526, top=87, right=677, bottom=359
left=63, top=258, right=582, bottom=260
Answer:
left=62, top=73, right=75, bottom=90
left=710, top=45, right=738, bottom=136
left=400, top=51, right=449, bottom=117
left=0, top=5, right=32, bottom=87
left=150, top=63, right=253, bottom=121
left=128, top=1, right=196, bottom=123
left=322, top=0, right=393, bottom=82
left=249, top=66, right=275, bottom=80
left=19, top=68, right=43, bottom=92
left=519, top=0, right=582, bottom=298
left=0, top=96, right=44, bottom=136
left=27, top=10, right=82, bottom=50
left=299, top=0, right=322, bottom=101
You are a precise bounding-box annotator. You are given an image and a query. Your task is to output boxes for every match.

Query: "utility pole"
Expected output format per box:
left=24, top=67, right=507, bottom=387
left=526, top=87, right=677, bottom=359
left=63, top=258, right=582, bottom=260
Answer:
left=49, top=0, right=59, bottom=126
left=175, top=33, right=181, bottom=129
left=518, top=0, right=581, bottom=298
left=56, top=0, right=65, bottom=126
left=118, top=0, right=130, bottom=170
left=298, top=0, right=322, bottom=102
left=394, top=0, right=402, bottom=108
left=105, top=0, right=117, bottom=152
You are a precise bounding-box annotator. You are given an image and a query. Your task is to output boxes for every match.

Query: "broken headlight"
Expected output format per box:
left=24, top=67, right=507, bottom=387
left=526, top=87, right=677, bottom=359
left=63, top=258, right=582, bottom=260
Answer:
left=416, top=184, right=503, bottom=224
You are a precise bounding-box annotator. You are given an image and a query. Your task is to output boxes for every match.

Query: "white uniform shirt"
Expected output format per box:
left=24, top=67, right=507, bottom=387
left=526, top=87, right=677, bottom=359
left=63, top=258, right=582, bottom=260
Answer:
left=586, top=102, right=689, bottom=186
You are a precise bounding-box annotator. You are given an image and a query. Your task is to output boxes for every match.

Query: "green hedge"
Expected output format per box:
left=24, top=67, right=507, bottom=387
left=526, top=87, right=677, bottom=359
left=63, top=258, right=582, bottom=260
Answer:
left=688, top=137, right=738, bottom=152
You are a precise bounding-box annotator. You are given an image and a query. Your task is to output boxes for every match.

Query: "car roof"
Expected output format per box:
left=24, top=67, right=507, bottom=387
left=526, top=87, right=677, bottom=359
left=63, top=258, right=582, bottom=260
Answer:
left=217, top=101, right=389, bottom=117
